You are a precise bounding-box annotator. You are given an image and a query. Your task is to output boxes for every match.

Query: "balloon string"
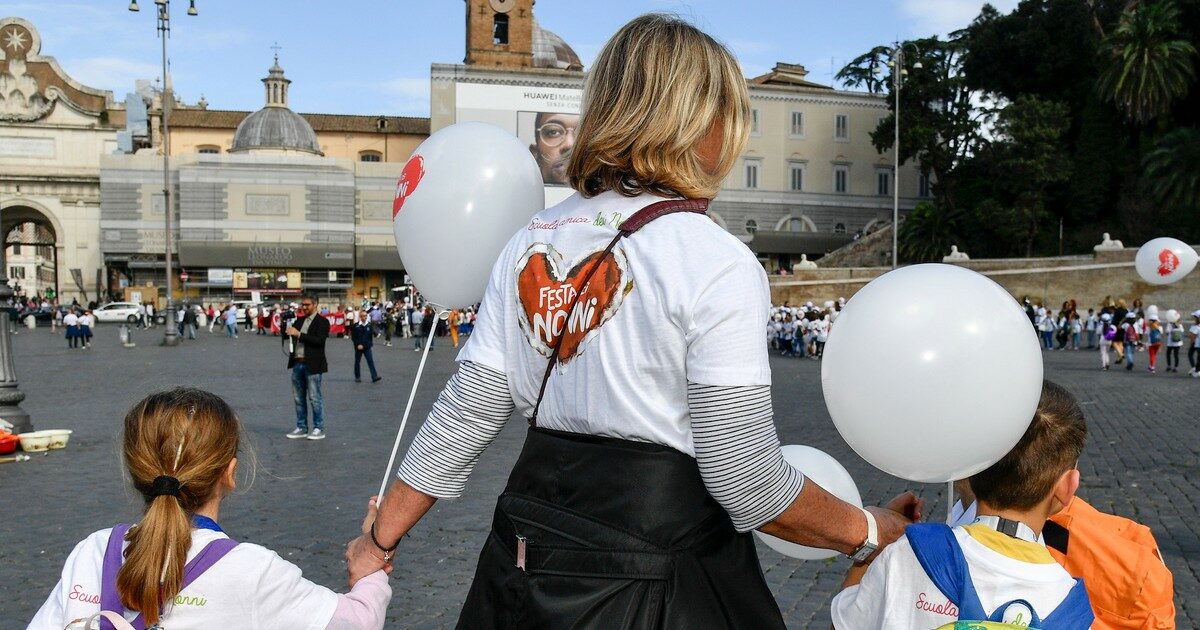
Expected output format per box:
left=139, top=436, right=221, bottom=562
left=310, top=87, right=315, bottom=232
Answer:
left=378, top=309, right=446, bottom=501
left=946, top=481, right=954, bottom=524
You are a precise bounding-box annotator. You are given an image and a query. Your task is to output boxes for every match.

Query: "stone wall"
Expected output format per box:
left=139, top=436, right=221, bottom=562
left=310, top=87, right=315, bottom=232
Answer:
left=770, top=247, right=1200, bottom=310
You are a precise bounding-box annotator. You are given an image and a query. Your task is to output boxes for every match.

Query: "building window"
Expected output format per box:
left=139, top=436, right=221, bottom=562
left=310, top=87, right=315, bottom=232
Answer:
left=834, top=165, right=849, bottom=193
left=197, top=145, right=220, bottom=154
left=834, top=222, right=846, bottom=234
left=919, top=173, right=931, bottom=198
left=359, top=151, right=382, bottom=162
left=788, top=162, right=805, bottom=191
left=9, top=266, right=24, bottom=279
left=493, top=13, right=509, bottom=45
left=790, top=111, right=805, bottom=137
left=835, top=114, right=849, bottom=141
left=785, top=217, right=811, bottom=232
left=744, top=159, right=760, bottom=189
left=745, top=219, right=758, bottom=235
left=750, top=108, right=761, bottom=135
left=876, top=169, right=892, bottom=196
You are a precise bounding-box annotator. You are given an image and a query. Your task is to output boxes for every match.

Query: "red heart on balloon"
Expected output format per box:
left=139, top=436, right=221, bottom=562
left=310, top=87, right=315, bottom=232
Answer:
left=1158, top=249, right=1180, bottom=276
left=392, top=155, right=425, bottom=219
left=516, top=243, right=631, bottom=364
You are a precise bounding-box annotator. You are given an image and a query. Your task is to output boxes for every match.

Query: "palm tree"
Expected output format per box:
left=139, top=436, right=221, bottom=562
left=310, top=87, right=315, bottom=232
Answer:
left=1097, top=0, right=1197, bottom=125
left=1144, top=127, right=1200, bottom=210
left=897, top=202, right=963, bottom=262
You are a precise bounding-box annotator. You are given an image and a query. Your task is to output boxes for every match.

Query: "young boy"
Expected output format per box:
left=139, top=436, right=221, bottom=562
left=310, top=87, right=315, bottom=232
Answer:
left=830, top=380, right=1092, bottom=628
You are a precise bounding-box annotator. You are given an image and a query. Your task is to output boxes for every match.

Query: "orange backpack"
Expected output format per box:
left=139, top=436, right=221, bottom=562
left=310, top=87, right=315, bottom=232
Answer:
left=1044, top=497, right=1175, bottom=629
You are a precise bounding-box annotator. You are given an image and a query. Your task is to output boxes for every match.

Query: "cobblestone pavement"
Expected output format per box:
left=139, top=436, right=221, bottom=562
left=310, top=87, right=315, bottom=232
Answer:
left=2, top=325, right=1197, bottom=628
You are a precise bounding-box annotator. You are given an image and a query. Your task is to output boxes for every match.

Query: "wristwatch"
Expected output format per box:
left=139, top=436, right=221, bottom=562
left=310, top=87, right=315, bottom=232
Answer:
left=849, top=507, right=879, bottom=563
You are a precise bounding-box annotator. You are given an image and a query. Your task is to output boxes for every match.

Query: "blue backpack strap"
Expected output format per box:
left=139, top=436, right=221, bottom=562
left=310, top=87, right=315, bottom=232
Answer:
left=988, top=599, right=1043, bottom=626
left=1038, top=578, right=1095, bottom=629
left=905, top=523, right=987, bottom=621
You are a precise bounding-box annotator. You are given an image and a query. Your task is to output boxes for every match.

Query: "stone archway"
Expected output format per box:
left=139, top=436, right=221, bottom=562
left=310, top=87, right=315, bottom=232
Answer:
left=2, top=205, right=59, bottom=301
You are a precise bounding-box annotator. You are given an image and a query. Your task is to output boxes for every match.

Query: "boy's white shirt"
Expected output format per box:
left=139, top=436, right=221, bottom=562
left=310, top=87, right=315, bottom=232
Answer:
left=830, top=523, right=1079, bottom=629
left=29, top=528, right=339, bottom=630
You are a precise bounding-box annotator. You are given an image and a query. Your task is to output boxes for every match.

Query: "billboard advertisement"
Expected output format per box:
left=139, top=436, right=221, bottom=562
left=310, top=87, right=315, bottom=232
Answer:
left=454, top=83, right=582, bottom=206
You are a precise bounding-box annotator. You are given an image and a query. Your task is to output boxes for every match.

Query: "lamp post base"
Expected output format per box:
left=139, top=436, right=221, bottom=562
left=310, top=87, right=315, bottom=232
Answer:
left=161, top=301, right=178, bottom=346
left=0, top=311, right=32, bottom=434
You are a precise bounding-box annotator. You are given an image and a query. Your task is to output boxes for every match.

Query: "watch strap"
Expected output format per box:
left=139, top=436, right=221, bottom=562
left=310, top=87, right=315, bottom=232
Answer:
left=849, top=507, right=878, bottom=563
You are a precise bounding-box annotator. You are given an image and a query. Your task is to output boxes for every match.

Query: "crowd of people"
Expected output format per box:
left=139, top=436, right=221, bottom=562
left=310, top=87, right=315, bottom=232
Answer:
left=766, top=298, right=844, bottom=359
left=1023, top=296, right=1200, bottom=374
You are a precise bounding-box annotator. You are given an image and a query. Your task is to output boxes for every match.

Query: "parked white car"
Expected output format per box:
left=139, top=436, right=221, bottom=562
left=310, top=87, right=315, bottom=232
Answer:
left=92, top=302, right=145, bottom=323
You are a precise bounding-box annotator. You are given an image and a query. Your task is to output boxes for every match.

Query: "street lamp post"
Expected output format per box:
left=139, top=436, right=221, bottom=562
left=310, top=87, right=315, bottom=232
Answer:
left=129, top=0, right=197, bottom=346
left=889, top=43, right=921, bottom=270
left=0, top=185, right=32, bottom=434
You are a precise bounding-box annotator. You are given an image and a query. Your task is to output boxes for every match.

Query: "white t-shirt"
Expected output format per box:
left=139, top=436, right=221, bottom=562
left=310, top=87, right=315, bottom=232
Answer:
left=63, top=313, right=78, bottom=327
left=1190, top=324, right=1200, bottom=348
left=29, top=528, right=338, bottom=629
left=458, top=191, right=771, bottom=456
left=831, top=525, right=1078, bottom=629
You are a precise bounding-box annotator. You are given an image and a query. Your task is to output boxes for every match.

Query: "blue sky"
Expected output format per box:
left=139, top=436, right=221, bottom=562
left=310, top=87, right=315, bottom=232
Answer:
left=5, top=0, right=1017, bottom=116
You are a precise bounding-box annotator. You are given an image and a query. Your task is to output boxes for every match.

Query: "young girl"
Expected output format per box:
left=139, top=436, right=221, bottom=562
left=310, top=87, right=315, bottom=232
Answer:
left=29, top=388, right=391, bottom=629
left=1165, top=314, right=1184, bottom=372
left=1099, top=313, right=1115, bottom=371
left=1146, top=316, right=1163, bottom=373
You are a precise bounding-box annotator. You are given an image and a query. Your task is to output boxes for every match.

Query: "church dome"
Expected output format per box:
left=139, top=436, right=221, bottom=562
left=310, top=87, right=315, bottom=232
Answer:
left=532, top=21, right=582, bottom=71
left=230, top=56, right=322, bottom=155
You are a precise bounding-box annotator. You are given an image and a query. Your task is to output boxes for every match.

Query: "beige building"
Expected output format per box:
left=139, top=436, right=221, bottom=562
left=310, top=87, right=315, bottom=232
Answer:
left=0, top=17, right=126, bottom=304
left=101, top=56, right=428, bottom=304
left=440, top=1, right=925, bottom=271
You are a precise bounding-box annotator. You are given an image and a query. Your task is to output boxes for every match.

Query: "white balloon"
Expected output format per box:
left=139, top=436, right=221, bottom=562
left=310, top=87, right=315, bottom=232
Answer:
left=1135, top=237, right=1198, bottom=285
left=822, top=264, right=1043, bottom=483
left=754, top=445, right=863, bottom=560
left=1166, top=309, right=1180, bottom=324
left=392, top=122, right=545, bottom=308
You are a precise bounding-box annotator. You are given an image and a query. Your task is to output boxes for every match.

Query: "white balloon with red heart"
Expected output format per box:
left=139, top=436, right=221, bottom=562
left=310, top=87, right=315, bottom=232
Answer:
left=391, top=122, right=544, bottom=308
left=1135, top=237, right=1199, bottom=285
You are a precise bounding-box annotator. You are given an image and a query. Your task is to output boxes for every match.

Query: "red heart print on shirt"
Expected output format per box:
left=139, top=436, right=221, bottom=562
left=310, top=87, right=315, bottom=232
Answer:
left=392, top=155, right=425, bottom=219
left=515, top=242, right=633, bottom=364
left=1158, top=248, right=1180, bottom=277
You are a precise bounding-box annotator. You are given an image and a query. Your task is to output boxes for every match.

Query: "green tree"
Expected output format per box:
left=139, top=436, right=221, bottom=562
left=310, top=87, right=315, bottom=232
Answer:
left=1097, top=0, right=1197, bottom=125
left=992, top=96, right=1073, bottom=256
left=897, top=202, right=965, bottom=262
left=1144, top=126, right=1200, bottom=210
left=837, top=35, right=988, bottom=214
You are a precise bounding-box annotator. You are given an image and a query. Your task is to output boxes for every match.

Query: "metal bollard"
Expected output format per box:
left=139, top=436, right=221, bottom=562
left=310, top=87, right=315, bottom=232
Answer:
left=120, top=323, right=136, bottom=348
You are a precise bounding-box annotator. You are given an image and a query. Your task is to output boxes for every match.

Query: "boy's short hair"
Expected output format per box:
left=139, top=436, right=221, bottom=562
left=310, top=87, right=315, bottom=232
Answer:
left=969, top=380, right=1087, bottom=510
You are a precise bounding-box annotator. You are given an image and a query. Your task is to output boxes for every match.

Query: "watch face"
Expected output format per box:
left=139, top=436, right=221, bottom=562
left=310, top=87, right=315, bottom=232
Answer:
left=488, top=0, right=516, bottom=13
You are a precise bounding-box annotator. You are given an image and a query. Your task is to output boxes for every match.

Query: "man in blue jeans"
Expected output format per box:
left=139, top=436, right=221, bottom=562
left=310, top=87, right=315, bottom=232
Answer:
left=285, top=294, right=330, bottom=440
left=351, top=309, right=382, bottom=383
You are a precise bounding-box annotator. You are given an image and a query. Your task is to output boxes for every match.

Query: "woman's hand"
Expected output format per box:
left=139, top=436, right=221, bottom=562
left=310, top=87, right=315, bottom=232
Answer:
left=346, top=497, right=391, bottom=587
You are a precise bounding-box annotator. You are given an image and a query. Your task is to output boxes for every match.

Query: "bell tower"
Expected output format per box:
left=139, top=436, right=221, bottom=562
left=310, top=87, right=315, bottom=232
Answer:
left=465, top=0, right=534, bottom=68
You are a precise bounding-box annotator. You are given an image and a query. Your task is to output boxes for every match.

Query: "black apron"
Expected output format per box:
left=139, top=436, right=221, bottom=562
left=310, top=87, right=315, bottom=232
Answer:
left=457, top=199, right=786, bottom=629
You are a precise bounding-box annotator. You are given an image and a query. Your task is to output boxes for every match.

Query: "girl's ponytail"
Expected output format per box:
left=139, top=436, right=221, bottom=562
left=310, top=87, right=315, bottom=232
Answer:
left=115, top=389, right=241, bottom=625
left=116, top=492, right=192, bottom=624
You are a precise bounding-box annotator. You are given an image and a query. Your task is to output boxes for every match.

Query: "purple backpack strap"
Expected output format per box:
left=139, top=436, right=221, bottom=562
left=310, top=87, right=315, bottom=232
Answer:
left=98, top=524, right=238, bottom=630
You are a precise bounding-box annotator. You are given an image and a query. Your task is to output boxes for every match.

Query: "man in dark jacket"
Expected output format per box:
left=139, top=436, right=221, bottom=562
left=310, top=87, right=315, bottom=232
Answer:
left=285, top=294, right=330, bottom=440
left=351, top=309, right=382, bottom=383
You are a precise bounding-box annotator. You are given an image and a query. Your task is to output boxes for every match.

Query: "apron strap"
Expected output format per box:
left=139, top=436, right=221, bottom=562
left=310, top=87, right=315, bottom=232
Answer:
left=98, top=525, right=239, bottom=630
left=529, top=198, right=710, bottom=427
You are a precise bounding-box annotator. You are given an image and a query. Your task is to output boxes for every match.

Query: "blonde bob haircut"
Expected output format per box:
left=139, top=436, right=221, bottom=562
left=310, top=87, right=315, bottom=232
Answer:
left=567, top=14, right=750, bottom=200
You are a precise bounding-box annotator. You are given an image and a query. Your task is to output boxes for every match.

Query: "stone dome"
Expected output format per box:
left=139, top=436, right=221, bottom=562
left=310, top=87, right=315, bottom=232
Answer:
left=231, top=107, right=321, bottom=154
left=229, top=56, right=322, bottom=155
left=532, top=21, right=582, bottom=71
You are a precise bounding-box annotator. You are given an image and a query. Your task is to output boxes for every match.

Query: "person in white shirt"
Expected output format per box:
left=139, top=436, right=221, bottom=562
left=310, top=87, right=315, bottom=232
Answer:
left=1188, top=311, right=1200, bottom=377
left=831, top=381, right=1093, bottom=629
left=1164, top=313, right=1185, bottom=372
left=63, top=308, right=80, bottom=349
left=29, top=388, right=390, bottom=630
left=345, top=15, right=917, bottom=628
left=1084, top=309, right=1099, bottom=349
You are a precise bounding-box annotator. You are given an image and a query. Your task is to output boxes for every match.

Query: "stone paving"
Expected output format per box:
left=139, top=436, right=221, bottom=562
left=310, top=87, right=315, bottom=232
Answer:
left=2, top=323, right=1197, bottom=628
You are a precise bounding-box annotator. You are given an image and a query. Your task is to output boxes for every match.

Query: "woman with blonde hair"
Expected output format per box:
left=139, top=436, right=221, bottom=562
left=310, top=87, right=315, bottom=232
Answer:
left=30, top=388, right=391, bottom=629
left=346, top=13, right=918, bottom=628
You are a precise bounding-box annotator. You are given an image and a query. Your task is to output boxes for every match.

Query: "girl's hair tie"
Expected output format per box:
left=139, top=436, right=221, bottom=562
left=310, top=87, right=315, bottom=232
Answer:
left=150, top=475, right=182, bottom=498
